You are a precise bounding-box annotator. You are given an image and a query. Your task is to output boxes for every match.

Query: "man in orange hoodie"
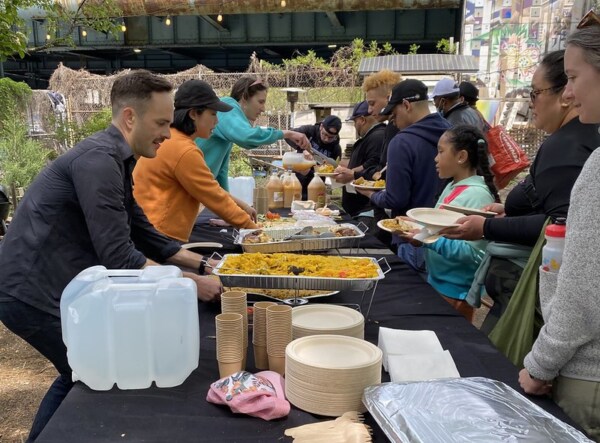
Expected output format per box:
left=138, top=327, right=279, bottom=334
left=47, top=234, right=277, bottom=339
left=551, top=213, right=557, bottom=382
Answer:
left=134, top=80, right=258, bottom=243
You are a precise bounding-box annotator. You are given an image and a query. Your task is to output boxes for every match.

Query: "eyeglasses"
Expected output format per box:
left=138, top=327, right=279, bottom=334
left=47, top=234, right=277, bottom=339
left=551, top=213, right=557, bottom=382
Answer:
left=577, top=9, right=600, bottom=29
left=529, top=85, right=563, bottom=103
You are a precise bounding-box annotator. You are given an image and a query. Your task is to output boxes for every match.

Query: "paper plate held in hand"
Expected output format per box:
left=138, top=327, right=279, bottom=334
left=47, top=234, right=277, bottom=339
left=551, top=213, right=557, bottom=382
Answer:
left=406, top=208, right=463, bottom=228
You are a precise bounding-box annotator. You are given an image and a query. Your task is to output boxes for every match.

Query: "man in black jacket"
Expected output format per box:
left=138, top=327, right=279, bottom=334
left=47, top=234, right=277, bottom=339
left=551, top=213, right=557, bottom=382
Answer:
left=334, top=101, right=385, bottom=224
left=0, top=70, right=221, bottom=442
left=431, top=77, right=485, bottom=131
left=286, top=115, right=342, bottom=199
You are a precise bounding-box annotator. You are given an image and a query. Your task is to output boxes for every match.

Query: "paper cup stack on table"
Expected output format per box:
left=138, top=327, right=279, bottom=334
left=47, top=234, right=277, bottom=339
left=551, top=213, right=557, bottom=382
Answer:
left=266, top=305, right=293, bottom=376
left=377, top=327, right=460, bottom=382
left=291, top=305, right=364, bottom=340
left=220, top=291, right=248, bottom=367
left=252, top=301, right=278, bottom=369
left=215, top=313, right=245, bottom=378
left=285, top=335, right=382, bottom=416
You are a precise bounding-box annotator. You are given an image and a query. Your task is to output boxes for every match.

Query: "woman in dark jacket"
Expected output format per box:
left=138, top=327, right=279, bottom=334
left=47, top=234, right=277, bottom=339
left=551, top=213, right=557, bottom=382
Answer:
left=442, top=50, right=600, bottom=329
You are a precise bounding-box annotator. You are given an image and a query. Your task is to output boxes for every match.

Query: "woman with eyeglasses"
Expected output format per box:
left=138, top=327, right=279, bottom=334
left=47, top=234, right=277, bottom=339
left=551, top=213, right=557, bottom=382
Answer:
left=442, top=50, right=600, bottom=332
left=519, top=16, right=600, bottom=440
left=195, top=76, right=310, bottom=191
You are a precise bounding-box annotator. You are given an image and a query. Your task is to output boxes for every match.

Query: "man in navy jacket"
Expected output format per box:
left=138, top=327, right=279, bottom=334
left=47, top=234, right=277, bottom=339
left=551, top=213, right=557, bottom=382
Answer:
left=357, top=79, right=450, bottom=269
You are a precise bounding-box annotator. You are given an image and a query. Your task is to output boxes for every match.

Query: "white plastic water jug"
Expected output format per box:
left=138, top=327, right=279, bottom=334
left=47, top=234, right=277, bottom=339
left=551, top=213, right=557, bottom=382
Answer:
left=228, top=176, right=255, bottom=207
left=60, top=265, right=199, bottom=391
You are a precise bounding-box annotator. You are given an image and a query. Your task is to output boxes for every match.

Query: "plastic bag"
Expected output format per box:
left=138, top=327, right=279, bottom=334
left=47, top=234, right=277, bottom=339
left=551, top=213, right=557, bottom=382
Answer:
left=486, top=125, right=530, bottom=189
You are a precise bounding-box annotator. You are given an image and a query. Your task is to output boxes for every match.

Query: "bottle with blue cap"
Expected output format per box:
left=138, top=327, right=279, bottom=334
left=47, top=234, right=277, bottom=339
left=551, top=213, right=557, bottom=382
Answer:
left=541, top=217, right=567, bottom=273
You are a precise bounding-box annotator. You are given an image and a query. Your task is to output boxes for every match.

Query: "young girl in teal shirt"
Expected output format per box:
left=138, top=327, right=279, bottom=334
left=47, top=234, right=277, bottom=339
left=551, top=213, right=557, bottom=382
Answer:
left=417, top=125, right=500, bottom=321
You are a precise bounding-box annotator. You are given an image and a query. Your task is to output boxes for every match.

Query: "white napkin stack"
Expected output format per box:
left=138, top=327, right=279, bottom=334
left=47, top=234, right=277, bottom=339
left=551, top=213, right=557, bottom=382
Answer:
left=377, top=327, right=460, bottom=383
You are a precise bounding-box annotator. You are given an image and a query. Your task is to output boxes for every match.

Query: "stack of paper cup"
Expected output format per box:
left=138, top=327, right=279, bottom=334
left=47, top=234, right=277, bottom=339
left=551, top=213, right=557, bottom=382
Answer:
left=215, top=313, right=244, bottom=378
left=266, top=305, right=292, bottom=376
left=252, top=301, right=278, bottom=369
left=221, top=291, right=248, bottom=367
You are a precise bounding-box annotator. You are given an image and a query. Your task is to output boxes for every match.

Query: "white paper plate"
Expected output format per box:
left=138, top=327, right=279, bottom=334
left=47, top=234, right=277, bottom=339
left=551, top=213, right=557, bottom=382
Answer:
left=315, top=172, right=339, bottom=178
left=406, top=208, right=463, bottom=228
left=377, top=219, right=423, bottom=234
left=286, top=335, right=382, bottom=369
left=440, top=204, right=497, bottom=218
left=351, top=182, right=385, bottom=191
left=292, top=305, right=363, bottom=330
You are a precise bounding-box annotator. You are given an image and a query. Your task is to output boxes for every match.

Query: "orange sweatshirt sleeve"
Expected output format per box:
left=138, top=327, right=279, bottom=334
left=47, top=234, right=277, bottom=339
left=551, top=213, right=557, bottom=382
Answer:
left=173, top=147, right=257, bottom=229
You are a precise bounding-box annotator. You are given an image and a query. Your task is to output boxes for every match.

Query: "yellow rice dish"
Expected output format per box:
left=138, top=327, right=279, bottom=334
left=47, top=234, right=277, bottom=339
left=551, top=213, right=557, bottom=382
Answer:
left=219, top=253, right=379, bottom=279
left=316, top=164, right=335, bottom=173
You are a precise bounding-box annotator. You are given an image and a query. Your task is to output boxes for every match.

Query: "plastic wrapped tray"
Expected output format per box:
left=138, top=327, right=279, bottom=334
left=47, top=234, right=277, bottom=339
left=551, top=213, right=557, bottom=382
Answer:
left=363, top=377, right=593, bottom=443
left=213, top=254, right=388, bottom=291
left=234, top=223, right=365, bottom=253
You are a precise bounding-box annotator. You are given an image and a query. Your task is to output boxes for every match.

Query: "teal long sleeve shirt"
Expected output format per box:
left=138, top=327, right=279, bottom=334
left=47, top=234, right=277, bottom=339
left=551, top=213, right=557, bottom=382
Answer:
left=195, top=96, right=284, bottom=190
left=423, top=176, right=495, bottom=300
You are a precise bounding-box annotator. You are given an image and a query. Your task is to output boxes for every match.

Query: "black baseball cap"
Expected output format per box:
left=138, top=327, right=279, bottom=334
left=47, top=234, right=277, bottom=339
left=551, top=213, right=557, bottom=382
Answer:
left=174, top=80, right=233, bottom=112
left=380, top=79, right=428, bottom=115
left=321, top=115, right=342, bottom=135
left=346, top=101, right=371, bottom=121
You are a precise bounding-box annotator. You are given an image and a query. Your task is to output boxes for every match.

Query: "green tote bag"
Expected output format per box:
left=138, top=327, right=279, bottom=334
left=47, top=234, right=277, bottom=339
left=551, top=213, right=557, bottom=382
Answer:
left=488, top=219, right=550, bottom=367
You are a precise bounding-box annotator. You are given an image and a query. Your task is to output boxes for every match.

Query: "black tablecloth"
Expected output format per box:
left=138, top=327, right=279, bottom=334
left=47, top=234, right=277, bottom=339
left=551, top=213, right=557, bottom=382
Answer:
left=37, top=255, right=578, bottom=442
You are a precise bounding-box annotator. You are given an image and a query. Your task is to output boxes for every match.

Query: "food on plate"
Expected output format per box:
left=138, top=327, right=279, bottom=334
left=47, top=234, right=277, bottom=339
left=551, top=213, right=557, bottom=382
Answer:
left=242, top=230, right=273, bottom=244
left=353, top=177, right=385, bottom=188
left=380, top=218, right=417, bottom=233
left=316, top=164, right=335, bottom=174
left=219, top=253, right=379, bottom=278
left=330, top=226, right=357, bottom=237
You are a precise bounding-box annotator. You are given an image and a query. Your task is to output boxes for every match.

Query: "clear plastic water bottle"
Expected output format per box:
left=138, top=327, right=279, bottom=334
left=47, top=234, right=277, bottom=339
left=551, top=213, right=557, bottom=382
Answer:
left=541, top=217, right=566, bottom=273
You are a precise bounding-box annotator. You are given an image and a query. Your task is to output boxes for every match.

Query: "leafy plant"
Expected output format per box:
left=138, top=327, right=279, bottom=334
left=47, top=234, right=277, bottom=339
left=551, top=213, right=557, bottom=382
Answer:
left=408, top=44, right=420, bottom=55
left=0, top=0, right=123, bottom=60
left=436, top=38, right=456, bottom=54
left=0, top=112, right=50, bottom=188
left=229, top=145, right=253, bottom=177
left=0, top=78, right=32, bottom=130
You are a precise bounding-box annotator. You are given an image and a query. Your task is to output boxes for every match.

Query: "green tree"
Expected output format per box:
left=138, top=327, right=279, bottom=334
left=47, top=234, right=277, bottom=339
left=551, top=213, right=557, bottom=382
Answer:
left=408, top=44, right=420, bottom=55
left=436, top=38, right=456, bottom=54
left=0, top=0, right=122, bottom=60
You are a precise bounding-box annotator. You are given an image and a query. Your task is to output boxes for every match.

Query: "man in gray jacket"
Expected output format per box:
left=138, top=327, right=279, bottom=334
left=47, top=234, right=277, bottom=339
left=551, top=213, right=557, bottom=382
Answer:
left=431, top=77, right=486, bottom=131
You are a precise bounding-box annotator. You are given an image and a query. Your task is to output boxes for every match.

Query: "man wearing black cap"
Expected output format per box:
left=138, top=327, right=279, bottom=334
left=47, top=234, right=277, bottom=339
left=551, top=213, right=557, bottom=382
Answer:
left=431, top=77, right=485, bottom=130
left=333, top=101, right=385, bottom=221
left=285, top=115, right=342, bottom=199
left=357, top=79, right=451, bottom=269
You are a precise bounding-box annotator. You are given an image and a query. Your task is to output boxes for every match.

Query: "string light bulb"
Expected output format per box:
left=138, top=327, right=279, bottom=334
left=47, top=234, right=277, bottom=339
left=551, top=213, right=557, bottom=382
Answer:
left=281, top=0, right=286, bottom=6
left=121, top=22, right=127, bottom=32
left=165, top=16, right=171, bottom=26
left=217, top=12, right=223, bottom=22
left=46, top=33, right=51, bottom=40
left=81, top=29, right=87, bottom=37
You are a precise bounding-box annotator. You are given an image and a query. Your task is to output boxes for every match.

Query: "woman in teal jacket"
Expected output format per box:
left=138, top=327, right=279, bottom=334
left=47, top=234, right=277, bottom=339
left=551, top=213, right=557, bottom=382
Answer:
left=406, top=125, right=500, bottom=321
left=195, top=77, right=310, bottom=190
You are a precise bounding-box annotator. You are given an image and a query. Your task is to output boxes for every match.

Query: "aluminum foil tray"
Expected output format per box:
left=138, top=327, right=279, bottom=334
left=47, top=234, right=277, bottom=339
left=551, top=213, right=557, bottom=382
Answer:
left=363, top=377, right=592, bottom=443
left=234, top=224, right=364, bottom=254
left=213, top=255, right=387, bottom=291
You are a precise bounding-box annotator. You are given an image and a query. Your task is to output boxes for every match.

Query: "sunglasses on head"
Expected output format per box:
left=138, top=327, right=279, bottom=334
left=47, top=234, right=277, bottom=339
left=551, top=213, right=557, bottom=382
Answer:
left=577, top=9, right=600, bottom=29
left=249, top=78, right=264, bottom=87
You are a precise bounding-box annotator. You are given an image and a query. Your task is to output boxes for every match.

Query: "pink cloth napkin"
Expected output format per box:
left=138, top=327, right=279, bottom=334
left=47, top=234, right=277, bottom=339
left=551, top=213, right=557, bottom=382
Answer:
left=206, top=370, right=290, bottom=420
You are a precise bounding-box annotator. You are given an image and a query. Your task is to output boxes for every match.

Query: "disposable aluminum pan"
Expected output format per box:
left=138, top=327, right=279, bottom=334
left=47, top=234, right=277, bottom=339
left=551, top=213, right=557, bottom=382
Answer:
left=213, top=254, right=389, bottom=291
left=363, top=377, right=593, bottom=443
left=234, top=224, right=365, bottom=254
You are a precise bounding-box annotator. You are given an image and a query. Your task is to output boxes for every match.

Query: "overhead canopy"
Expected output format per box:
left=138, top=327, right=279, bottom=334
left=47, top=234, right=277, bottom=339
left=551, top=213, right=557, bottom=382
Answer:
left=359, top=54, right=478, bottom=76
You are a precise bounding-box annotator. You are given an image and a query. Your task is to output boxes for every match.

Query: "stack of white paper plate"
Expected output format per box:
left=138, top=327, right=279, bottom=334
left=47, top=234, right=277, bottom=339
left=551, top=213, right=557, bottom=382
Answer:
left=285, top=335, right=382, bottom=416
left=292, top=305, right=364, bottom=340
